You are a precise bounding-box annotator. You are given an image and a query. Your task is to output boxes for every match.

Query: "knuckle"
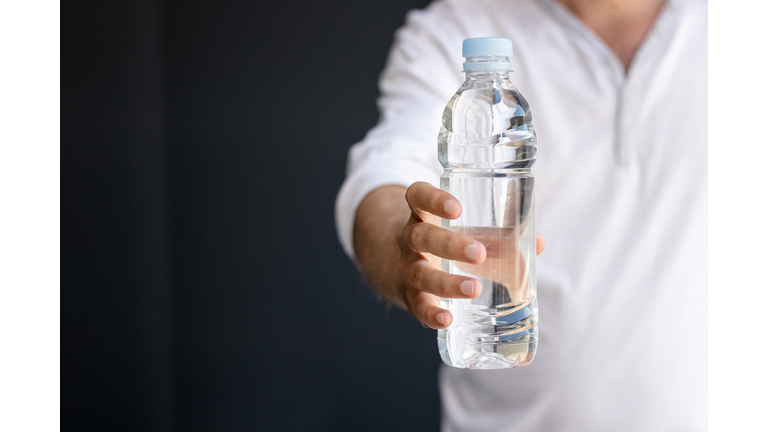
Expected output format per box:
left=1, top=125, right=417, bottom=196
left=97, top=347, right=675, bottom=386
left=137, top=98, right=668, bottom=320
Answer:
left=425, top=188, right=442, bottom=209
left=405, top=223, right=425, bottom=248
left=407, top=263, right=425, bottom=287
left=442, top=232, right=460, bottom=256
left=436, top=272, right=450, bottom=296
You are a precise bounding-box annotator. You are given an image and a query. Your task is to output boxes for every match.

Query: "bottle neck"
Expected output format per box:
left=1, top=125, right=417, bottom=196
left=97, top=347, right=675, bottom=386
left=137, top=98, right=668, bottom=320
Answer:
left=464, top=71, right=511, bottom=82
left=462, top=55, right=512, bottom=73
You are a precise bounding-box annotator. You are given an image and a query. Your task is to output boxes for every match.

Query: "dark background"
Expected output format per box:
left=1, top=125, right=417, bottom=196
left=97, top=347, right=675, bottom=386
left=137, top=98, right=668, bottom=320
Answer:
left=61, top=0, right=441, bottom=430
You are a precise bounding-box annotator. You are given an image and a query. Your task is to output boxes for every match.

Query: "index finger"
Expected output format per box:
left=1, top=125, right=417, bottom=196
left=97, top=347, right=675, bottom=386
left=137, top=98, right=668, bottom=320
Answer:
left=405, top=182, right=461, bottom=221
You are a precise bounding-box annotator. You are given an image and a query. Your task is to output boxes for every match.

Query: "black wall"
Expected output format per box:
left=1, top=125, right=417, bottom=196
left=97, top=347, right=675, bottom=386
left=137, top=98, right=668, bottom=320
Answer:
left=62, top=1, right=440, bottom=431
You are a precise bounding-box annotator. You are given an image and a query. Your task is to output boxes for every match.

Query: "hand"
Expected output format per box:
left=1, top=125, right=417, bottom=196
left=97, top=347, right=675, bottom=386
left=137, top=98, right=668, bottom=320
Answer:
left=396, top=182, right=546, bottom=329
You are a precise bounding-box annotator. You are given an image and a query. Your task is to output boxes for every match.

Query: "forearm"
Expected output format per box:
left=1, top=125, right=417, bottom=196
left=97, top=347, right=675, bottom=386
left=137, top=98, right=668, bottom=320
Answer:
left=353, top=185, right=410, bottom=309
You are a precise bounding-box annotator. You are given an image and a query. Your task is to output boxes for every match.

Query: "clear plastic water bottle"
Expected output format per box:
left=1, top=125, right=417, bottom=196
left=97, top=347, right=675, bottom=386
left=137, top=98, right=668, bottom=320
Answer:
left=437, top=37, right=538, bottom=369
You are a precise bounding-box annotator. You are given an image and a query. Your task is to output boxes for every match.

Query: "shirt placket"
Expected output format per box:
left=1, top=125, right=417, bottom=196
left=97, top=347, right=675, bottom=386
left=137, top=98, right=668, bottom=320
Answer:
left=615, top=81, right=633, bottom=166
left=616, top=1, right=677, bottom=166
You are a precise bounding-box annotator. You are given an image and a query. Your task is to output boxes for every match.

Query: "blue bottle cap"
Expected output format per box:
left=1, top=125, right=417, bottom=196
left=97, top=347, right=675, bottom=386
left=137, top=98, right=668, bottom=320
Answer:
left=462, top=37, right=514, bottom=58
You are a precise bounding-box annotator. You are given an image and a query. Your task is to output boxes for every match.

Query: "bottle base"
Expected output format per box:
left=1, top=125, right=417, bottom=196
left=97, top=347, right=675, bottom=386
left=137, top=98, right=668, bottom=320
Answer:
left=438, top=332, right=536, bottom=370
left=466, top=352, right=526, bottom=369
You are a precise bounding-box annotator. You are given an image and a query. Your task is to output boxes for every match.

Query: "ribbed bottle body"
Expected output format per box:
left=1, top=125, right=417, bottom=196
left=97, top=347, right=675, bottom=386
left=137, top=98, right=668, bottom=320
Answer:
left=437, top=71, right=538, bottom=369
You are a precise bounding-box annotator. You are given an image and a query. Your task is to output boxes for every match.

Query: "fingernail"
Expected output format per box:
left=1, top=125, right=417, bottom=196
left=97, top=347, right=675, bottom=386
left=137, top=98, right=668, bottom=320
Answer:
left=444, top=199, right=457, bottom=216
left=460, top=280, right=475, bottom=296
left=465, top=243, right=480, bottom=261
left=436, top=312, right=445, bottom=325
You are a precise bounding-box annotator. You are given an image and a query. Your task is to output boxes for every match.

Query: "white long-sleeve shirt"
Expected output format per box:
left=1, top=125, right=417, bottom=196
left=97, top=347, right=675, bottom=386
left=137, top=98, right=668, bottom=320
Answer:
left=335, top=0, right=707, bottom=430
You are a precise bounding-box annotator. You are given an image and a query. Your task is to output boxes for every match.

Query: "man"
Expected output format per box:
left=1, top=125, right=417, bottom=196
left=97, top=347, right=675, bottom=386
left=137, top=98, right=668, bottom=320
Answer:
left=336, top=0, right=707, bottom=430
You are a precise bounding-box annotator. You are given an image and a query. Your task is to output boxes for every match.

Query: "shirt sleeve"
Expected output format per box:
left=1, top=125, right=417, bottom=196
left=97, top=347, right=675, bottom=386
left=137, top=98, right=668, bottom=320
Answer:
left=334, top=3, right=465, bottom=260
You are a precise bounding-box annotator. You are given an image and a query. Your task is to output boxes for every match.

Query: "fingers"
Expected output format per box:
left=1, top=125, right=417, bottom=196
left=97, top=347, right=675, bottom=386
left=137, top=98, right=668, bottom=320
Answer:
left=405, top=182, right=461, bottom=221
left=536, top=232, right=546, bottom=255
left=401, top=221, right=486, bottom=263
left=405, top=289, right=453, bottom=330
left=402, top=259, right=482, bottom=299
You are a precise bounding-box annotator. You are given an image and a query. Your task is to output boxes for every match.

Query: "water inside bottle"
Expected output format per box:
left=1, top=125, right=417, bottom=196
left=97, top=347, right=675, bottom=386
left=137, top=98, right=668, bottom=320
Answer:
left=437, top=71, right=538, bottom=369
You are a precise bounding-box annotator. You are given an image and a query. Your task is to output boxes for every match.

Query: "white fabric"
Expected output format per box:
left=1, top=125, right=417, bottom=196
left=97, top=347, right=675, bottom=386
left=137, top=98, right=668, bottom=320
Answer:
left=334, top=0, right=707, bottom=430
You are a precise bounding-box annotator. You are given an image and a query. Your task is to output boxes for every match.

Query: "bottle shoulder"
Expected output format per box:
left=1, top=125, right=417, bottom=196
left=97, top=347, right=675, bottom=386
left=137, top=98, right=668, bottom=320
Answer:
left=439, top=74, right=536, bottom=169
